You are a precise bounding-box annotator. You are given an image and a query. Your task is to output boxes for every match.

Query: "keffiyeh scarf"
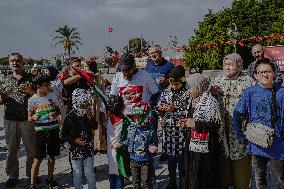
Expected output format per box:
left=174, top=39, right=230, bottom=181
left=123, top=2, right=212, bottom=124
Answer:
left=72, top=88, right=92, bottom=117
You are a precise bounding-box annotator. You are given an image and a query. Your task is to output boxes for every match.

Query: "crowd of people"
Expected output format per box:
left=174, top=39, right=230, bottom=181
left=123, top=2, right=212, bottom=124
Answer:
left=0, top=43, right=283, bottom=189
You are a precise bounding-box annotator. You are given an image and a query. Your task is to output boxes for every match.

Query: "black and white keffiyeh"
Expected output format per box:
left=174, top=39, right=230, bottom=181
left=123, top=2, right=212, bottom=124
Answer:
left=188, top=73, right=221, bottom=124
left=193, top=91, right=221, bottom=124
left=72, top=88, right=92, bottom=117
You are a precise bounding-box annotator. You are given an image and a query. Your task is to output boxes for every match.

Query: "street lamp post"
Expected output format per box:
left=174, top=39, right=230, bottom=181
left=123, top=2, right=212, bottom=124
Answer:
left=228, top=23, right=240, bottom=53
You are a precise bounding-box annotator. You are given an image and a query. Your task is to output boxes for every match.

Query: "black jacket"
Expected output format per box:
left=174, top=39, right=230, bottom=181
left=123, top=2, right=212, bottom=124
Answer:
left=61, top=111, right=98, bottom=144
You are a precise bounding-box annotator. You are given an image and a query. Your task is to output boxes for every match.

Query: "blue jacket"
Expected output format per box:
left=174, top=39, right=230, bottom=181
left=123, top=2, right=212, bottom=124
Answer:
left=120, top=111, right=158, bottom=161
left=233, top=83, right=284, bottom=160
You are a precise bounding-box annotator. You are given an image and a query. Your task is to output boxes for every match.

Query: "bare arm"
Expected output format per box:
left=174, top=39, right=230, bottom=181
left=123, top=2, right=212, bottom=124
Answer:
left=63, top=75, right=81, bottom=86
left=28, top=111, right=39, bottom=122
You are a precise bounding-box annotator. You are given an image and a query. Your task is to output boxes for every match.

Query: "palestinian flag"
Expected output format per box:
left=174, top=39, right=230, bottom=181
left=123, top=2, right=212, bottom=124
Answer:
left=72, top=67, right=109, bottom=110
left=107, top=114, right=131, bottom=178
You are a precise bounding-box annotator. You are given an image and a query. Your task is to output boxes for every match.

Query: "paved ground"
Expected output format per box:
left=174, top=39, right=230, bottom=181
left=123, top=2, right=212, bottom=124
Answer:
left=0, top=105, right=170, bottom=189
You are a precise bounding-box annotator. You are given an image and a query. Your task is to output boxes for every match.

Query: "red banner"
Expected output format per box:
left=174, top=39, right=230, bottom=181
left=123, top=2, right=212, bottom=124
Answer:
left=264, top=46, right=284, bottom=72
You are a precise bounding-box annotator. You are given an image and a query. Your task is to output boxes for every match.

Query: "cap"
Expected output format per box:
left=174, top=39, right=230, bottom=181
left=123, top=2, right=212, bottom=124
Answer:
left=119, top=54, right=135, bottom=70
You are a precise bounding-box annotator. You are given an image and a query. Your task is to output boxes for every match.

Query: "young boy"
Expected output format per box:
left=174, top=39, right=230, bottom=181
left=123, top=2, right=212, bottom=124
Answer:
left=107, top=95, right=131, bottom=189
left=119, top=102, right=158, bottom=189
left=61, top=88, right=98, bottom=189
left=28, top=74, right=61, bottom=189
left=157, top=66, right=191, bottom=189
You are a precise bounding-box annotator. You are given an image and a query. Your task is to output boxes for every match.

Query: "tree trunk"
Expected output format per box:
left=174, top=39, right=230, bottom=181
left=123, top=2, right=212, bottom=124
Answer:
left=67, top=47, right=71, bottom=58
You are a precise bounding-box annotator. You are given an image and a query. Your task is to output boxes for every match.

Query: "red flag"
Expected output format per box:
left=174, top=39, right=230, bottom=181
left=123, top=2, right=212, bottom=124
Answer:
left=108, top=27, right=113, bottom=33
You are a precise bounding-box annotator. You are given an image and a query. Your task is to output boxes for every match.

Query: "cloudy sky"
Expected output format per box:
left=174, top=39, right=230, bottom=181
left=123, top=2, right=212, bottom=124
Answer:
left=0, top=0, right=232, bottom=58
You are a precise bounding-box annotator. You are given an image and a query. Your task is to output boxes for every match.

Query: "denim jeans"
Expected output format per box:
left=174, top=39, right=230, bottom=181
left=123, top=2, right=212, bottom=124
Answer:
left=252, top=155, right=284, bottom=189
left=130, top=159, right=154, bottom=189
left=168, top=154, right=185, bottom=187
left=109, top=174, right=124, bottom=189
left=71, top=156, right=96, bottom=189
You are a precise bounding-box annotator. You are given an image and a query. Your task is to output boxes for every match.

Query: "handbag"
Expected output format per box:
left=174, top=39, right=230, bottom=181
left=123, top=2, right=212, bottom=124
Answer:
left=189, top=129, right=210, bottom=153
left=244, top=86, right=277, bottom=148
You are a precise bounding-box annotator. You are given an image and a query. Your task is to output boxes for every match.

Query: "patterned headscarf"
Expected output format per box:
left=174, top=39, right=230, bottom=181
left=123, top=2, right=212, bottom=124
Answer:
left=223, top=53, right=243, bottom=71
left=72, top=88, right=92, bottom=117
left=187, top=73, right=210, bottom=97
left=187, top=73, right=221, bottom=123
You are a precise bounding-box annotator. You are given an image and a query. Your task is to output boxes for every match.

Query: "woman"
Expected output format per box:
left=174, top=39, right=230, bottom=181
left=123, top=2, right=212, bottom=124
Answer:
left=233, top=58, right=284, bottom=188
left=180, top=73, right=222, bottom=189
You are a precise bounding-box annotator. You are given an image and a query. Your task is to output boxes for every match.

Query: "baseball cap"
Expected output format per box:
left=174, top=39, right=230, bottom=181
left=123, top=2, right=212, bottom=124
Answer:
left=119, top=54, right=135, bottom=70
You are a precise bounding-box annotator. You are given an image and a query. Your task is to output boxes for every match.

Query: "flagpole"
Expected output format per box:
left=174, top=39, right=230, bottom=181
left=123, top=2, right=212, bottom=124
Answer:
left=108, top=27, right=111, bottom=47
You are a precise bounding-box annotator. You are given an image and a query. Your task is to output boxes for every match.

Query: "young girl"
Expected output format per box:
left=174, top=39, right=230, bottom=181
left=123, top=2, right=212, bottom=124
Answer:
left=107, top=95, right=131, bottom=189
left=61, top=88, right=98, bottom=189
left=233, top=58, right=284, bottom=188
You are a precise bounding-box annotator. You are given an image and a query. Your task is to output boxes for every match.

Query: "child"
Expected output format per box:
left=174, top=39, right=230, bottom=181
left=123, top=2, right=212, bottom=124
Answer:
left=107, top=95, right=131, bottom=189
left=61, top=88, right=98, bottom=189
left=28, top=74, right=61, bottom=189
left=120, top=102, right=158, bottom=189
left=157, top=66, right=191, bottom=189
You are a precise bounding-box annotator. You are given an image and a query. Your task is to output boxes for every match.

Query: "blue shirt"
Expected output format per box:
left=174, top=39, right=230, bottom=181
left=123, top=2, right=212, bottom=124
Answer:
left=233, top=83, right=284, bottom=160
left=145, top=59, right=174, bottom=90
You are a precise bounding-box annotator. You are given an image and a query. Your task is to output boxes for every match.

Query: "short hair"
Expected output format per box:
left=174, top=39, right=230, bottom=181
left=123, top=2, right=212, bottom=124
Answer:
left=254, top=58, right=276, bottom=73
left=32, top=73, right=50, bottom=88
left=150, top=45, right=162, bottom=54
left=9, top=53, right=23, bottom=62
left=120, top=53, right=135, bottom=65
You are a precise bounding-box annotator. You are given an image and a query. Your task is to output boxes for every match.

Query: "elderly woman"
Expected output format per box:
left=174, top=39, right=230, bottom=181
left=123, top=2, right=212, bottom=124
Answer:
left=181, top=73, right=222, bottom=189
left=211, top=53, right=254, bottom=189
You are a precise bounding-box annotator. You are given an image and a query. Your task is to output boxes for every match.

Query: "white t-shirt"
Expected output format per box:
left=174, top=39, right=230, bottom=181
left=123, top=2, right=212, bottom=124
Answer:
left=110, top=69, right=158, bottom=115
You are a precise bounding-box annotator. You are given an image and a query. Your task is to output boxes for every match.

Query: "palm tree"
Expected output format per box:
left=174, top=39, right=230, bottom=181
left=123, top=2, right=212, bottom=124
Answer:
left=52, top=25, right=82, bottom=58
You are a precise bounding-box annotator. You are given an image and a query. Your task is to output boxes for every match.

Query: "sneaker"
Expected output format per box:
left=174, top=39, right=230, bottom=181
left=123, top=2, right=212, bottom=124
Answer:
left=159, top=153, right=168, bottom=162
left=46, top=179, right=59, bottom=189
left=28, top=177, right=41, bottom=185
left=5, top=178, right=18, bottom=188
left=166, top=182, right=177, bottom=189
left=29, top=184, right=37, bottom=189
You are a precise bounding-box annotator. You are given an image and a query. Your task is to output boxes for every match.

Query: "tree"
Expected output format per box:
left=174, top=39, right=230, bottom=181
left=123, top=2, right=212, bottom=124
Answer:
left=52, top=25, right=82, bottom=58
left=184, top=0, right=284, bottom=69
left=55, top=58, right=62, bottom=70
left=123, top=37, right=150, bottom=57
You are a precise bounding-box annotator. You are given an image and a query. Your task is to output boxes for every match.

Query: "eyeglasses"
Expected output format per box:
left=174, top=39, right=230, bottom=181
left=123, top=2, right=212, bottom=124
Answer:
left=256, top=70, right=274, bottom=76
left=10, top=59, right=20, bottom=63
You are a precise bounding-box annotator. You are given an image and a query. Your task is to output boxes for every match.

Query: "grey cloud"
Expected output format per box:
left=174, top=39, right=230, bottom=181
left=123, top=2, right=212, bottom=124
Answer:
left=0, top=0, right=232, bottom=58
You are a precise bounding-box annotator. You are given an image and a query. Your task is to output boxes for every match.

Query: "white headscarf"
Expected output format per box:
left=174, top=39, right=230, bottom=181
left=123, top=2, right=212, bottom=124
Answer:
left=72, top=88, right=92, bottom=117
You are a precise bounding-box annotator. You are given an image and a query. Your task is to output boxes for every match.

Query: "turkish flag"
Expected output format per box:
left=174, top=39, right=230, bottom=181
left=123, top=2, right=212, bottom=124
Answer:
left=108, top=27, right=113, bottom=33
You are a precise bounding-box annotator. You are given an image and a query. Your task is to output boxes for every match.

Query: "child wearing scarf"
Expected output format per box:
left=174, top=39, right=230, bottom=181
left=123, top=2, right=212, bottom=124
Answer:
left=106, top=95, right=131, bottom=189
left=119, top=102, right=158, bottom=189
left=61, top=88, right=98, bottom=189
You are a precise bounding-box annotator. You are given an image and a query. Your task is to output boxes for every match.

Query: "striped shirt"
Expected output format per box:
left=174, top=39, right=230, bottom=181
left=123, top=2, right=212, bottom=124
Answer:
left=28, top=92, right=59, bottom=131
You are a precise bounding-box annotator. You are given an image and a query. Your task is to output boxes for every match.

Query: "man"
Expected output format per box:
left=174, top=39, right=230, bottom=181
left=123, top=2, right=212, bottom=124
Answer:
left=110, top=53, right=159, bottom=116
left=145, top=45, right=175, bottom=162
left=0, top=53, right=35, bottom=187
left=145, top=45, right=174, bottom=92
left=62, top=57, right=89, bottom=113
left=211, top=53, right=254, bottom=189
left=248, top=44, right=283, bottom=83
